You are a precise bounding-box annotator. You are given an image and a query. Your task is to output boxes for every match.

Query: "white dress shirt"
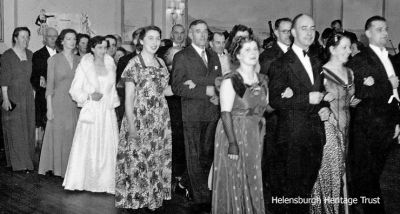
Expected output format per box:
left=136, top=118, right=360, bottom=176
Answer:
left=46, top=46, right=57, bottom=57
left=292, top=43, right=314, bottom=85
left=370, top=44, right=399, bottom=102
left=217, top=51, right=230, bottom=75
left=277, top=41, right=290, bottom=53
left=191, top=43, right=208, bottom=62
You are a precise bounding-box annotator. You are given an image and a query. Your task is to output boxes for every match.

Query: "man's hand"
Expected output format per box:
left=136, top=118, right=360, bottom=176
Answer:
left=309, top=92, right=324, bottom=104
left=184, top=80, right=196, bottom=89
left=206, top=86, right=216, bottom=97
left=389, top=75, right=399, bottom=89
left=40, top=76, right=46, bottom=88
left=363, top=76, right=374, bottom=86
left=281, top=87, right=293, bottom=98
left=209, top=95, right=219, bottom=105
left=318, top=107, right=330, bottom=121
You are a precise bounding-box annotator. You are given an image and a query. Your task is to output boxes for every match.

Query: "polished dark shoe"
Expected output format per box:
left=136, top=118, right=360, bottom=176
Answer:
left=174, top=181, right=192, bottom=201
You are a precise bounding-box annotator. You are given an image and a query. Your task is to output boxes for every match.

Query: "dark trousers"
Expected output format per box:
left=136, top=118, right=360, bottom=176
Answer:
left=183, top=120, right=217, bottom=204
left=171, top=121, right=187, bottom=177
left=262, top=112, right=286, bottom=213
left=34, top=89, right=46, bottom=128
left=280, top=114, right=324, bottom=214
left=350, top=119, right=395, bottom=214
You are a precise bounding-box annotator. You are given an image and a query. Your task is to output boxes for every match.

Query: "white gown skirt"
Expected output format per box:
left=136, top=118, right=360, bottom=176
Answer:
left=62, top=101, right=119, bottom=194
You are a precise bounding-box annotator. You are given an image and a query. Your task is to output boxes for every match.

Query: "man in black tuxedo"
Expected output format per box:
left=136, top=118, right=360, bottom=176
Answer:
left=347, top=16, right=400, bottom=214
left=259, top=17, right=292, bottom=211
left=115, top=28, right=142, bottom=128
left=172, top=19, right=221, bottom=212
left=260, top=17, right=292, bottom=76
left=269, top=14, right=330, bottom=214
left=31, top=27, right=58, bottom=130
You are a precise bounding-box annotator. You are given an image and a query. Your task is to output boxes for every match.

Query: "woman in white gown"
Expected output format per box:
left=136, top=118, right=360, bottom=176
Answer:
left=63, top=36, right=120, bottom=194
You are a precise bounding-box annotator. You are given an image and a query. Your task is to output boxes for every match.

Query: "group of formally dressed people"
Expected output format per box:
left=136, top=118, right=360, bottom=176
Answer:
left=1, top=12, right=399, bottom=214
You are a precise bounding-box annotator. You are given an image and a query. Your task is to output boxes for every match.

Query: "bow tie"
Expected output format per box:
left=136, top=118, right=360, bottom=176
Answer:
left=303, top=50, right=309, bottom=57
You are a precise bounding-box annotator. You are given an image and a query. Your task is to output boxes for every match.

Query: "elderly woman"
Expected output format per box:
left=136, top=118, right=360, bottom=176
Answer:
left=212, top=36, right=268, bottom=214
left=0, top=27, right=35, bottom=172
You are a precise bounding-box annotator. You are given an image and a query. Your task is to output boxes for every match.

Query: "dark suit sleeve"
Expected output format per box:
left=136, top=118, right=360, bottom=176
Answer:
left=347, top=54, right=377, bottom=99
left=31, top=52, right=42, bottom=91
left=268, top=60, right=311, bottom=111
left=260, top=57, right=274, bottom=76
left=116, top=57, right=128, bottom=84
left=171, top=53, right=208, bottom=99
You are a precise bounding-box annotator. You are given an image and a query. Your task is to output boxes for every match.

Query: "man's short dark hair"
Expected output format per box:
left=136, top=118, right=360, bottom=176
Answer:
left=189, top=19, right=208, bottom=29
left=275, top=18, right=292, bottom=29
left=331, top=19, right=342, bottom=28
left=211, top=32, right=225, bottom=41
left=365, top=16, right=386, bottom=31
left=77, top=33, right=90, bottom=44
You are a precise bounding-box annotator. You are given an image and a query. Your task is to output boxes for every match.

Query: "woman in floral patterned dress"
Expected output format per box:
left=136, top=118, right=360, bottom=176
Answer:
left=115, top=26, right=173, bottom=211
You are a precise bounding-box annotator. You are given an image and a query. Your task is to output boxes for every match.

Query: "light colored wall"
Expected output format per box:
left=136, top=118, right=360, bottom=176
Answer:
left=1, top=0, right=400, bottom=54
left=0, top=0, right=16, bottom=52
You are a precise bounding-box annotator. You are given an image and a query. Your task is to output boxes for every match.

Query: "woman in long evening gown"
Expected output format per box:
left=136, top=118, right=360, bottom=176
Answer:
left=0, top=27, right=35, bottom=172
left=38, top=29, right=80, bottom=177
left=311, top=33, right=360, bottom=214
left=63, top=36, right=120, bottom=194
left=115, top=26, right=173, bottom=211
left=212, top=37, right=268, bottom=214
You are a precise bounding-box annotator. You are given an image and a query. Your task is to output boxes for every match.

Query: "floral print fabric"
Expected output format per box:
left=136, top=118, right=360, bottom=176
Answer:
left=115, top=55, right=172, bottom=210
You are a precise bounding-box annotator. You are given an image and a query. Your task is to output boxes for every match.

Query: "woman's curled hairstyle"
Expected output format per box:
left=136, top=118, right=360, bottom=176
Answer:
left=55, top=29, right=77, bottom=51
left=229, top=36, right=259, bottom=65
left=136, top=25, right=162, bottom=52
left=325, top=32, right=350, bottom=59
left=88, top=36, right=107, bottom=54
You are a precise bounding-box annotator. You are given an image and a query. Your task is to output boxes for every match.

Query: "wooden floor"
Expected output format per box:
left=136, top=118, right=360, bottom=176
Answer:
left=0, top=144, right=400, bottom=214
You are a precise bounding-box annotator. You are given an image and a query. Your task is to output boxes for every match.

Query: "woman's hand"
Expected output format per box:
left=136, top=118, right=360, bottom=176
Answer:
left=350, top=96, right=361, bottom=107
left=90, top=92, right=103, bottom=101
left=323, top=92, right=335, bottom=102
left=227, top=143, right=239, bottom=160
left=128, top=125, right=139, bottom=140
left=2, top=99, right=11, bottom=111
left=46, top=108, right=54, bottom=120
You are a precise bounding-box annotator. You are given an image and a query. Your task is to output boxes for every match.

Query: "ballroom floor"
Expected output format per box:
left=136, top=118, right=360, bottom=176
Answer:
left=0, top=142, right=399, bottom=214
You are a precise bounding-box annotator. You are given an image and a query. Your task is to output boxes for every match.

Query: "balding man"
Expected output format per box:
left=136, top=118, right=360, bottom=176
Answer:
left=269, top=14, right=329, bottom=214
left=31, top=27, right=58, bottom=132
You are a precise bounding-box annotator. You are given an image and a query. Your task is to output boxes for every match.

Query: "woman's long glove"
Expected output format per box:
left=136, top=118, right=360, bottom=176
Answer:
left=221, top=111, right=239, bottom=160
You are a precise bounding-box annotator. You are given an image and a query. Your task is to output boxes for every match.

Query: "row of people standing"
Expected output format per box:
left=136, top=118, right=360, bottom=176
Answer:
left=261, top=14, right=400, bottom=214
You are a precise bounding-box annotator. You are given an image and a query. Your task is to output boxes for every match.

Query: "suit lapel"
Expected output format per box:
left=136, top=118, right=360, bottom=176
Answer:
left=188, top=45, right=208, bottom=74
left=366, top=47, right=387, bottom=78
left=287, top=49, right=313, bottom=89
left=310, top=55, right=321, bottom=90
left=42, top=46, right=50, bottom=58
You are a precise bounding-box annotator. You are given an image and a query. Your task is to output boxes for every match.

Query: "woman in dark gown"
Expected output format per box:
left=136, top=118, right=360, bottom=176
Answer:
left=0, top=27, right=35, bottom=171
left=311, top=33, right=360, bottom=214
left=212, top=36, right=268, bottom=214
